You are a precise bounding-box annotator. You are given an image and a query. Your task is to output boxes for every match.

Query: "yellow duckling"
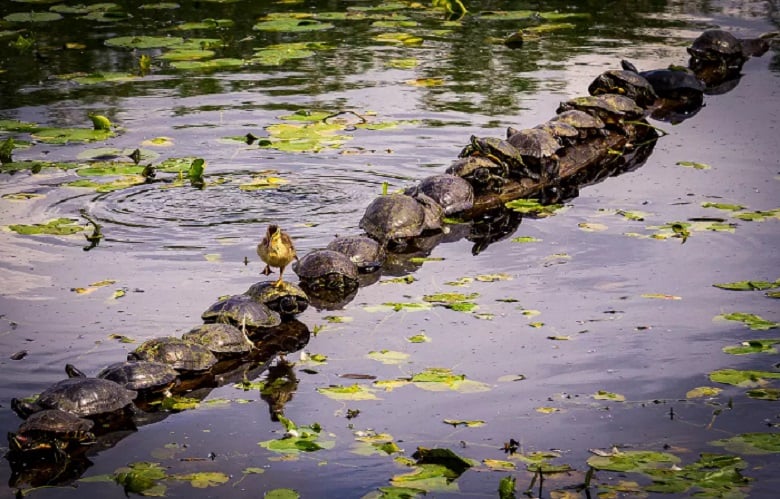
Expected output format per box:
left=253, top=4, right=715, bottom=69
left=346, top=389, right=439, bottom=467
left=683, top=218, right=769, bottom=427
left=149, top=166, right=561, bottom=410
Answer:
left=257, top=224, right=297, bottom=287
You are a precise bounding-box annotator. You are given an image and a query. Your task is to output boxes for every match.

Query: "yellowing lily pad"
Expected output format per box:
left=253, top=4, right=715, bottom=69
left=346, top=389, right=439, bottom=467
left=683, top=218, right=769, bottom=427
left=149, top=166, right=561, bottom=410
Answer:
left=8, top=217, right=84, bottom=236
left=171, top=472, right=229, bottom=488
left=709, top=368, right=780, bottom=387
left=685, top=386, right=722, bottom=399
left=106, top=35, right=184, bottom=49
left=713, top=279, right=780, bottom=291
left=593, top=390, right=625, bottom=402
left=587, top=450, right=680, bottom=472
left=367, top=350, right=410, bottom=365
left=676, top=160, right=711, bottom=170
left=410, top=368, right=491, bottom=393
left=317, top=384, right=378, bottom=400
left=710, top=433, right=780, bottom=454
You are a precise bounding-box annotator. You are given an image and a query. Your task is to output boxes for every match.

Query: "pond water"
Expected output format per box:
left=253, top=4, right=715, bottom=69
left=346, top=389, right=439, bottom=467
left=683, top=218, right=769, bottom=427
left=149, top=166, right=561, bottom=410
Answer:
left=1, top=0, right=779, bottom=497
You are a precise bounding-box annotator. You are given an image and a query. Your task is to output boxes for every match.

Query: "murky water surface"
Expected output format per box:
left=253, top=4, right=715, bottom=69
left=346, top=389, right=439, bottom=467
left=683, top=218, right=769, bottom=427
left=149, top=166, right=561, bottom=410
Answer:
left=1, top=0, right=779, bottom=497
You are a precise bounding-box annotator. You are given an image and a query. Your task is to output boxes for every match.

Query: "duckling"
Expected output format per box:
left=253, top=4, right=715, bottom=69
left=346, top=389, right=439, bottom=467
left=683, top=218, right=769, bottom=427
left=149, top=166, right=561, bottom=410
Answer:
left=257, top=224, right=297, bottom=287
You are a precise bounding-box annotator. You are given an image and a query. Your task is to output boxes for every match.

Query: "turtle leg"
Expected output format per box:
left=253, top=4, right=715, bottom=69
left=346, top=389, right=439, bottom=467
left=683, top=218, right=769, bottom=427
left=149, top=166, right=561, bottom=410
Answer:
left=274, top=265, right=286, bottom=287
left=262, top=264, right=272, bottom=276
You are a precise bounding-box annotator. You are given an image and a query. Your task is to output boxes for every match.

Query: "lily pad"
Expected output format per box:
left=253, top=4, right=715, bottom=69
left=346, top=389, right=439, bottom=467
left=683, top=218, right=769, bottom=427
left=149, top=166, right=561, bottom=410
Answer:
left=367, top=350, right=410, bottom=365
left=746, top=388, right=780, bottom=401
left=713, top=279, right=780, bottom=291
left=8, top=217, right=84, bottom=236
left=717, top=312, right=778, bottom=331
left=170, top=58, right=244, bottom=70
left=686, top=386, right=722, bottom=399
left=31, top=127, right=114, bottom=144
left=410, top=368, right=491, bottom=393
left=253, top=18, right=334, bottom=32
left=505, top=198, right=563, bottom=216
left=4, top=12, right=63, bottom=23
left=710, top=433, right=780, bottom=454
left=105, top=35, right=184, bottom=49
left=113, top=461, right=167, bottom=496
left=722, top=339, right=780, bottom=355
left=593, top=390, right=625, bottom=402
left=171, top=472, right=229, bottom=488
left=317, top=384, right=378, bottom=400
left=676, top=160, right=711, bottom=170
left=587, top=450, right=680, bottom=472
left=258, top=422, right=334, bottom=454
left=709, top=368, right=780, bottom=387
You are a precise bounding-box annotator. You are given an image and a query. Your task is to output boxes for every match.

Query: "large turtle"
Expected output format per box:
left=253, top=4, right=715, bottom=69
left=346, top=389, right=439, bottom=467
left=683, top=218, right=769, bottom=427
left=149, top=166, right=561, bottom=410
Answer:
left=246, top=280, right=310, bottom=315
left=531, top=121, right=580, bottom=147
left=550, top=110, right=605, bottom=139
left=326, top=235, right=386, bottom=273
left=359, top=193, right=439, bottom=246
left=687, top=29, right=746, bottom=68
left=182, top=323, right=254, bottom=358
left=128, top=337, right=218, bottom=373
left=11, top=377, right=137, bottom=419
left=7, top=409, right=95, bottom=454
left=587, top=69, right=658, bottom=109
left=620, top=60, right=704, bottom=102
left=458, top=135, right=537, bottom=180
left=445, top=155, right=509, bottom=193
left=201, top=294, right=282, bottom=333
left=294, top=249, right=359, bottom=294
left=506, top=128, right=563, bottom=182
left=405, top=174, right=474, bottom=216
left=65, top=362, right=178, bottom=396
left=556, top=94, right=645, bottom=129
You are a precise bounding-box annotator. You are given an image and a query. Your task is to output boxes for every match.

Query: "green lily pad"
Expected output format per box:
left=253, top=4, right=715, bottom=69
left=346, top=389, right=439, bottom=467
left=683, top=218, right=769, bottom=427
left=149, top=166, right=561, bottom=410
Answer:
left=317, top=384, right=378, bottom=400
left=410, top=368, right=491, bottom=393
left=170, top=58, right=244, bottom=70
left=713, top=279, right=780, bottom=291
left=0, top=119, right=40, bottom=132
left=717, top=312, right=778, bottom=330
left=105, top=35, right=184, bottom=49
left=4, top=12, right=63, bottom=23
left=702, top=202, right=745, bottom=211
left=170, top=472, right=229, bottom=488
left=66, top=176, right=146, bottom=192
left=732, top=209, right=780, bottom=221
left=443, top=419, right=485, bottom=427
left=746, top=388, right=780, bottom=401
left=173, top=19, right=234, bottom=30
left=710, top=433, right=780, bottom=454
left=709, top=368, right=780, bottom=387
left=511, top=235, right=541, bottom=243
left=160, top=49, right=215, bottom=61
left=367, top=350, right=410, bottom=365
left=643, top=453, right=749, bottom=495
left=406, top=333, right=430, bottom=343
left=253, top=18, right=334, bottom=32
left=386, top=58, right=419, bottom=69
left=160, top=395, right=200, bottom=411
left=352, top=431, right=402, bottom=456
left=676, top=160, right=711, bottom=169
left=265, top=489, right=300, bottom=499
left=59, top=71, right=139, bottom=85
left=8, top=218, right=84, bottom=236
left=365, top=486, right=426, bottom=499
left=505, top=198, right=562, bottom=216
left=587, top=450, right=680, bottom=472
left=593, top=390, right=625, bottom=402
left=113, top=462, right=167, bottom=496
left=686, top=386, right=722, bottom=399
left=31, top=127, right=114, bottom=144
left=139, top=3, right=180, bottom=10
left=390, top=464, right=459, bottom=493
left=723, top=339, right=780, bottom=355
left=258, top=422, right=333, bottom=454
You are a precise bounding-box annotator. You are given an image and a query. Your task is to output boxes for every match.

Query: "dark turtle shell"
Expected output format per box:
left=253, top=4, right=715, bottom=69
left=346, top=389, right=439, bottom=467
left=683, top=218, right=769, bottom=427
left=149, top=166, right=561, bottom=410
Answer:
left=293, top=249, right=359, bottom=293
left=359, top=194, right=426, bottom=243
left=533, top=120, right=580, bottom=147
left=506, top=128, right=561, bottom=159
left=459, top=135, right=535, bottom=179
left=688, top=29, right=744, bottom=61
left=129, top=337, right=218, bottom=373
left=587, top=69, right=658, bottom=109
left=326, top=235, right=387, bottom=273
left=621, top=60, right=705, bottom=101
left=551, top=110, right=605, bottom=137
left=66, top=361, right=178, bottom=393
left=201, top=294, right=282, bottom=331
left=405, top=174, right=474, bottom=216
left=12, top=378, right=137, bottom=419
left=183, top=323, right=254, bottom=357
left=246, top=280, right=310, bottom=314
left=556, top=94, right=645, bottom=125
left=445, top=156, right=508, bottom=193
left=9, top=409, right=95, bottom=453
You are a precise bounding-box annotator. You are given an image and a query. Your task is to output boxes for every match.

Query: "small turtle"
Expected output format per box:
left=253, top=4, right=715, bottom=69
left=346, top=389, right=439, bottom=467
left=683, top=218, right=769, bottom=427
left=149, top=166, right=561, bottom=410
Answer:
left=182, top=323, right=254, bottom=358
left=359, top=194, right=433, bottom=245
left=459, top=135, right=536, bottom=180
left=587, top=69, right=658, bottom=109
left=65, top=362, right=178, bottom=395
left=202, top=294, right=282, bottom=332
left=445, top=155, right=508, bottom=193
left=532, top=121, right=580, bottom=147
left=294, top=249, right=359, bottom=294
left=326, top=235, right=386, bottom=273
left=405, top=174, right=474, bottom=216
left=556, top=94, right=645, bottom=128
left=11, top=378, right=137, bottom=419
left=506, top=128, right=563, bottom=181
left=621, top=60, right=704, bottom=102
left=246, top=280, right=310, bottom=315
left=687, top=29, right=745, bottom=68
left=128, top=337, right=218, bottom=373
left=8, top=409, right=95, bottom=454
left=551, top=110, right=606, bottom=139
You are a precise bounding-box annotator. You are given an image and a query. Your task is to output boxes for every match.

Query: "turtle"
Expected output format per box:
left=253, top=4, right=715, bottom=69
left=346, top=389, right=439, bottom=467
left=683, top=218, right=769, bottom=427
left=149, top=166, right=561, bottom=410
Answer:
left=505, top=128, right=563, bottom=182
left=532, top=120, right=580, bottom=147
left=405, top=174, right=474, bottom=216
left=458, top=135, right=537, bottom=180
left=445, top=155, right=508, bottom=193
left=7, top=409, right=96, bottom=454
left=11, top=377, right=137, bottom=419
left=620, top=60, right=705, bottom=102
left=64, top=361, right=178, bottom=395
left=294, top=249, right=360, bottom=294
left=128, top=337, right=219, bottom=373
left=359, top=194, right=433, bottom=246
left=201, top=294, right=282, bottom=332
left=182, top=323, right=254, bottom=358
left=687, top=29, right=746, bottom=68
left=587, top=69, right=658, bottom=109
left=326, top=235, right=387, bottom=273
left=556, top=94, right=645, bottom=129
left=550, top=110, right=606, bottom=139
left=246, top=280, right=310, bottom=315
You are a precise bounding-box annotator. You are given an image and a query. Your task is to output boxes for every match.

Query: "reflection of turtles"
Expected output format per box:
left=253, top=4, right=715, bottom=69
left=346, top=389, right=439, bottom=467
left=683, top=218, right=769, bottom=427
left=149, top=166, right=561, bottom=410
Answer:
left=550, top=110, right=605, bottom=139
left=8, top=409, right=95, bottom=454
left=128, top=337, right=218, bottom=373
left=202, top=294, right=282, bottom=333
left=359, top=194, right=441, bottom=247
left=327, top=235, right=386, bottom=273
left=556, top=94, right=645, bottom=129
left=587, top=69, right=658, bottom=109
left=506, top=128, right=563, bottom=181
left=294, top=249, right=359, bottom=294
left=183, top=323, right=254, bottom=358
left=406, top=174, right=474, bottom=216
left=65, top=362, right=178, bottom=396
left=11, top=378, right=137, bottom=419
left=467, top=208, right=523, bottom=256
left=246, top=280, right=310, bottom=315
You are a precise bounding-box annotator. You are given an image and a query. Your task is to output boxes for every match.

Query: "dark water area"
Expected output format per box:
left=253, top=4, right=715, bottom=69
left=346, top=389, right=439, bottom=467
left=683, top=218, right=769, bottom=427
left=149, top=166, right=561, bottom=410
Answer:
left=1, top=0, right=779, bottom=497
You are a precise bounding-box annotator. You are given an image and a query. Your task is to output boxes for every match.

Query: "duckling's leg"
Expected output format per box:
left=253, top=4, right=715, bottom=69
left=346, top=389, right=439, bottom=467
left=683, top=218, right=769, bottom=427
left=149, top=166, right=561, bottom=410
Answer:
left=274, top=265, right=286, bottom=287
left=262, top=264, right=272, bottom=276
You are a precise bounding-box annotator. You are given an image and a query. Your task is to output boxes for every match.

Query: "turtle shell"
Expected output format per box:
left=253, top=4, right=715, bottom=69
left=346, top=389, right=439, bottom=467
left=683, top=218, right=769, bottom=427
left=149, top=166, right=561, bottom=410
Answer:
left=9, top=409, right=95, bottom=453
left=183, top=323, right=254, bottom=356
left=246, top=280, right=310, bottom=315
left=33, top=378, right=136, bottom=418
left=293, top=249, right=359, bottom=293
left=326, top=235, right=386, bottom=273
left=688, top=29, right=743, bottom=61
left=556, top=95, right=645, bottom=125
left=621, top=60, right=705, bottom=101
left=406, top=174, right=474, bottom=216
left=533, top=121, right=580, bottom=146
left=552, top=109, right=605, bottom=132
left=68, top=361, right=178, bottom=393
left=129, top=337, right=218, bottom=373
left=201, top=294, right=282, bottom=331
left=359, top=194, right=426, bottom=242
left=506, top=128, right=561, bottom=159
left=445, top=156, right=508, bottom=193
left=587, top=69, right=658, bottom=108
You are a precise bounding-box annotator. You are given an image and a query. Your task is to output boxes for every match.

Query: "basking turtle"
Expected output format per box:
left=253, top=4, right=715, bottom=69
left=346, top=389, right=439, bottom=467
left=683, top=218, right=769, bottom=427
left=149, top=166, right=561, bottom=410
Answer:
left=128, top=337, right=218, bottom=373
left=459, top=135, right=537, bottom=180
left=550, top=110, right=606, bottom=139
left=326, top=235, right=386, bottom=273
left=246, top=280, right=310, bottom=315
left=405, top=174, right=474, bottom=216
left=506, top=128, right=563, bottom=181
left=620, top=60, right=705, bottom=102
left=359, top=194, right=436, bottom=246
left=11, top=377, right=137, bottom=419
left=182, top=323, right=254, bottom=358
left=556, top=94, right=645, bottom=128
left=65, top=362, right=178, bottom=395
left=202, top=294, right=282, bottom=332
left=532, top=121, right=580, bottom=147
left=445, top=155, right=508, bottom=193
left=687, top=29, right=746, bottom=68
left=587, top=69, right=658, bottom=109
left=294, top=249, right=359, bottom=294
left=7, top=409, right=95, bottom=454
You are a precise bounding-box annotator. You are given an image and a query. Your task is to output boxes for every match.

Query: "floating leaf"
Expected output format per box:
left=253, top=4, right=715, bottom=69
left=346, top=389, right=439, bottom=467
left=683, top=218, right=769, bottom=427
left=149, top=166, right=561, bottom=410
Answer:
left=367, top=350, right=410, bottom=365
left=443, top=419, right=485, bottom=427
left=258, top=422, right=333, bottom=454
left=722, top=339, right=780, bottom=355
left=317, top=384, right=378, bottom=400
left=475, top=273, right=512, bottom=282
left=746, top=388, right=780, bottom=401
left=536, top=406, right=560, bottom=414
left=484, top=459, right=515, bottom=470
left=4, top=12, right=63, bottom=23
left=717, top=312, right=778, bottom=331
left=239, top=176, right=289, bottom=191
left=702, top=202, right=745, bottom=211
left=732, top=209, right=780, bottom=222
left=578, top=222, right=607, bottom=232
left=265, top=488, right=300, bottom=499
left=709, top=368, right=780, bottom=387
left=713, top=279, right=780, bottom=291
left=710, top=433, right=780, bottom=454
left=253, top=18, right=334, bottom=32
left=160, top=396, right=200, bottom=411
left=686, top=386, right=722, bottom=399
left=587, top=450, right=680, bottom=472
left=8, top=218, right=83, bottom=236
left=511, top=235, right=541, bottom=243
left=171, top=472, right=229, bottom=488
left=593, top=390, right=625, bottom=402
left=641, top=293, right=681, bottom=300
left=106, top=35, right=184, bottom=49
left=31, top=127, right=114, bottom=144
left=113, top=462, right=167, bottom=497
left=409, top=368, right=491, bottom=393
left=676, top=160, right=711, bottom=170
left=505, top=198, right=562, bottom=216
left=406, top=333, right=430, bottom=343
left=390, top=464, right=460, bottom=493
